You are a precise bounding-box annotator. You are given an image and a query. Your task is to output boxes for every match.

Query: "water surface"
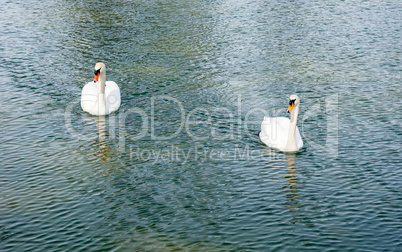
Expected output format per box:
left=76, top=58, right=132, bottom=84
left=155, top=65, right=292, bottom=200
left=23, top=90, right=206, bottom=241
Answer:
left=1, top=0, right=401, bottom=251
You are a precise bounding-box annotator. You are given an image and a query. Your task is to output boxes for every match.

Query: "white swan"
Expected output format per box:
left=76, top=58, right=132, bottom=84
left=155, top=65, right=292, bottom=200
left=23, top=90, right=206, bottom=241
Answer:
left=259, top=95, right=303, bottom=152
left=81, top=62, right=121, bottom=115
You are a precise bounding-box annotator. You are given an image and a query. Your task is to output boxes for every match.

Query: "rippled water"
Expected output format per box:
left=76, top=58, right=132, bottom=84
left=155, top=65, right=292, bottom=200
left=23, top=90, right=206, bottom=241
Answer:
left=1, top=0, right=401, bottom=251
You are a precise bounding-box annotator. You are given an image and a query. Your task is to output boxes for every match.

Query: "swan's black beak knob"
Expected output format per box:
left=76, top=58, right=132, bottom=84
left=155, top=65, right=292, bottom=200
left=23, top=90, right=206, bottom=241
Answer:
left=93, top=68, right=101, bottom=83
left=287, top=99, right=295, bottom=113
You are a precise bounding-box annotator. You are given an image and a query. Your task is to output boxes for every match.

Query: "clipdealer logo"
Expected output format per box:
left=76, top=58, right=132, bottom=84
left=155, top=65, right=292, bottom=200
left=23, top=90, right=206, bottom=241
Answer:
left=65, top=94, right=339, bottom=160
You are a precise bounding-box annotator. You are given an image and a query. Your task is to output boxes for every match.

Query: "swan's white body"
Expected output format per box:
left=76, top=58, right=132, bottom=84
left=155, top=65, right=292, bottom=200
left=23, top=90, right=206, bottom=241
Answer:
left=81, top=62, right=121, bottom=116
left=259, top=95, right=303, bottom=152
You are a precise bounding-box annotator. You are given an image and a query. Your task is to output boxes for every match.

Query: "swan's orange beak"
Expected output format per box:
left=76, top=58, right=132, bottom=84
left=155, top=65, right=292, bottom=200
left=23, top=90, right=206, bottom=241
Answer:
left=93, top=72, right=100, bottom=83
left=287, top=101, right=294, bottom=113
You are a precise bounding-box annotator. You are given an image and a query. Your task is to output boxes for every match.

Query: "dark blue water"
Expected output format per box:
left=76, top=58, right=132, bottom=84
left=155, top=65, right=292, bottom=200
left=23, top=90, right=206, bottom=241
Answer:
left=1, top=0, right=401, bottom=251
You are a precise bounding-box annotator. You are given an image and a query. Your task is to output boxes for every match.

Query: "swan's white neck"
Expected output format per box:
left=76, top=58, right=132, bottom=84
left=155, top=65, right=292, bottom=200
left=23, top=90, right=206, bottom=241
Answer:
left=286, top=105, right=299, bottom=151
left=97, top=71, right=106, bottom=115
left=98, top=71, right=106, bottom=95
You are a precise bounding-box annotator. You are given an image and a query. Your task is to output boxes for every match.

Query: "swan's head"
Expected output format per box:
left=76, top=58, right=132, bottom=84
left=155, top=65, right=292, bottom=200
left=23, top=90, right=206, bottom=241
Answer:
left=93, top=62, right=106, bottom=82
left=287, top=94, right=300, bottom=113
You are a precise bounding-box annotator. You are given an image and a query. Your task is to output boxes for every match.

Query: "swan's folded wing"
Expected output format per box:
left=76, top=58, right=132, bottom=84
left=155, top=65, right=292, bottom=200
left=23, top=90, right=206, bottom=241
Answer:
left=105, top=81, right=121, bottom=113
left=81, top=82, right=98, bottom=113
left=260, top=117, right=290, bottom=151
left=295, top=126, right=303, bottom=149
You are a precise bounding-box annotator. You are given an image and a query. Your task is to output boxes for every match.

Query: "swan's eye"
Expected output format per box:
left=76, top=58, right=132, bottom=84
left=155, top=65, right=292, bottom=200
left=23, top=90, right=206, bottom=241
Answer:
left=94, top=69, right=101, bottom=75
left=289, top=99, right=295, bottom=105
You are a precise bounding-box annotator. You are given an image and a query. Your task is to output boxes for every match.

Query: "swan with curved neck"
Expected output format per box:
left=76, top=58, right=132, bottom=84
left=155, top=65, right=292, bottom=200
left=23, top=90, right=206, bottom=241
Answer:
left=81, top=62, right=121, bottom=116
left=259, top=95, right=303, bottom=152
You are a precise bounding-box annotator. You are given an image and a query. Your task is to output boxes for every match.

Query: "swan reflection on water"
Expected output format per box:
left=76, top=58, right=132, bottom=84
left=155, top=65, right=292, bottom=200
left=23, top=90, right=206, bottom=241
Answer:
left=284, top=153, right=301, bottom=224
left=94, top=115, right=110, bottom=161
